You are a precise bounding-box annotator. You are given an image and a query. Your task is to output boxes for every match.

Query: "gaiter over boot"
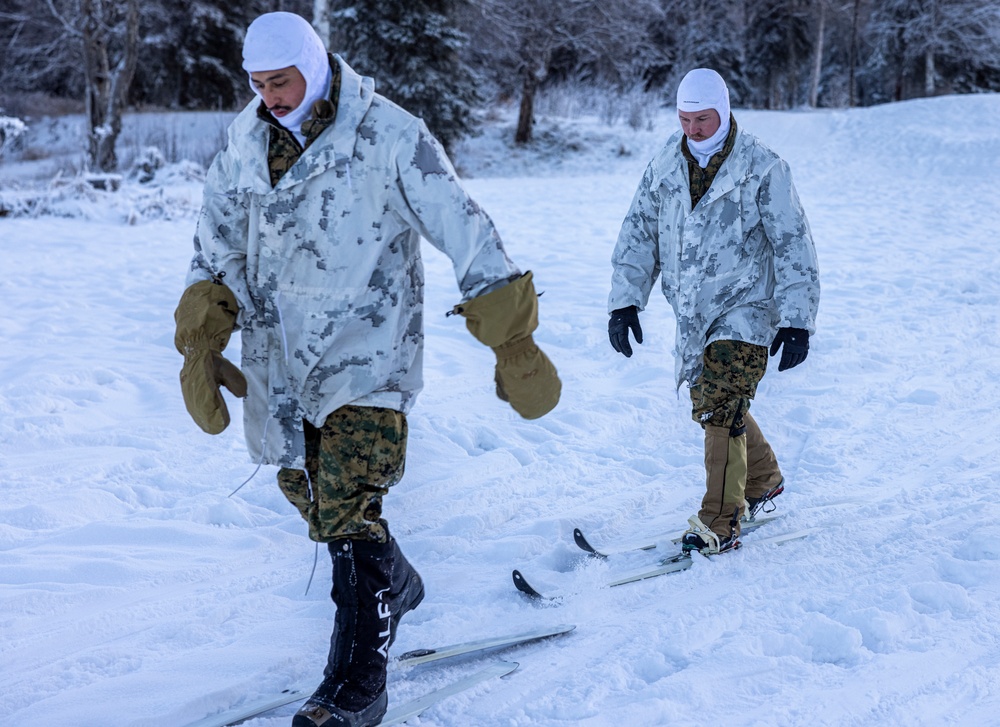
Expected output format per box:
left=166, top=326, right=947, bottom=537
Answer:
left=683, top=422, right=748, bottom=551
left=294, top=539, right=394, bottom=727
left=318, top=535, right=424, bottom=680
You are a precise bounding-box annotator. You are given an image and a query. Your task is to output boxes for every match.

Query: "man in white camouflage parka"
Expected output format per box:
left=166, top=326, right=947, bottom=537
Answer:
left=608, top=68, right=819, bottom=555
left=173, top=12, right=560, bottom=727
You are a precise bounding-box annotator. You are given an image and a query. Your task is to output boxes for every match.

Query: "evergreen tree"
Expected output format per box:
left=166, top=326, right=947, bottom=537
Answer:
left=646, top=0, right=746, bottom=104
left=466, top=0, right=663, bottom=144
left=325, top=0, right=481, bottom=151
left=135, top=1, right=312, bottom=110
left=134, top=2, right=248, bottom=110
left=743, top=0, right=813, bottom=108
left=862, top=0, right=1000, bottom=101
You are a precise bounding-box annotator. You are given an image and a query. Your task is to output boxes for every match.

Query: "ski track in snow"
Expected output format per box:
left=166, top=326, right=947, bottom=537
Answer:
left=2, top=95, right=1000, bottom=726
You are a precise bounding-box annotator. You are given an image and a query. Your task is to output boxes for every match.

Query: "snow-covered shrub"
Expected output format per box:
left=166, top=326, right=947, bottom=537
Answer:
left=0, top=115, right=28, bottom=156
left=0, top=161, right=204, bottom=222
left=130, top=146, right=167, bottom=183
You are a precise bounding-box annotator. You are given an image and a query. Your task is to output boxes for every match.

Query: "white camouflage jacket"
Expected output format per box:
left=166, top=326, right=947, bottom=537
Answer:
left=609, top=127, right=820, bottom=388
left=187, top=56, right=519, bottom=467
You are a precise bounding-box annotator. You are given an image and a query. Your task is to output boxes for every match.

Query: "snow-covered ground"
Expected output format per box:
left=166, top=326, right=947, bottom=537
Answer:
left=2, top=94, right=1000, bottom=727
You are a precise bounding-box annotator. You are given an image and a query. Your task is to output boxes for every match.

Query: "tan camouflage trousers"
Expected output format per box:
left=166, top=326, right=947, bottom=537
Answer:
left=689, top=341, right=782, bottom=538
left=277, top=405, right=408, bottom=544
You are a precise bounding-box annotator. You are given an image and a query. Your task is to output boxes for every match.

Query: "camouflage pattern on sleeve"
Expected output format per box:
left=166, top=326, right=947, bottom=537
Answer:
left=608, top=163, right=663, bottom=313
left=391, top=119, right=519, bottom=300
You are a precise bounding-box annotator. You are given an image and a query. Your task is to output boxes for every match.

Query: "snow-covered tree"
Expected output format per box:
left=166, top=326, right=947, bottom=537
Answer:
left=133, top=1, right=314, bottom=110
left=0, top=2, right=85, bottom=105
left=1, top=0, right=998, bottom=131
left=135, top=2, right=248, bottom=110
left=863, top=0, right=1000, bottom=99
left=470, top=0, right=663, bottom=144
left=323, top=0, right=481, bottom=152
left=81, top=0, right=140, bottom=171
left=646, top=0, right=746, bottom=104
left=743, top=0, right=813, bottom=108
left=0, top=0, right=140, bottom=171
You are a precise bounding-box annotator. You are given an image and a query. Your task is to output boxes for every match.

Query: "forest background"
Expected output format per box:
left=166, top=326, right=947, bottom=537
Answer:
left=2, top=0, right=999, bottom=174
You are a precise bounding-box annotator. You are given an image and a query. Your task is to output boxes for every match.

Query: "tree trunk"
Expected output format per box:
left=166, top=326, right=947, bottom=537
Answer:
left=924, top=50, right=936, bottom=96
left=785, top=4, right=799, bottom=108
left=848, top=0, right=861, bottom=107
left=81, top=0, right=140, bottom=172
left=809, top=0, right=826, bottom=108
left=313, top=0, right=330, bottom=47
left=894, top=27, right=906, bottom=101
left=515, top=72, right=537, bottom=145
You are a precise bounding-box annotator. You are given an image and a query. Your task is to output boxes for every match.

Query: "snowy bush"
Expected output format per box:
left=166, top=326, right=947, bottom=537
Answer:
left=0, top=115, right=28, bottom=156
left=130, top=146, right=167, bottom=183
left=0, top=161, right=205, bottom=222
left=533, top=82, right=659, bottom=132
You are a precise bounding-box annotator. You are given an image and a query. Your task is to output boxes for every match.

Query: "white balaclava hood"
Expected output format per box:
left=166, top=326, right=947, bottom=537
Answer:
left=676, top=68, right=732, bottom=168
left=242, top=12, right=332, bottom=145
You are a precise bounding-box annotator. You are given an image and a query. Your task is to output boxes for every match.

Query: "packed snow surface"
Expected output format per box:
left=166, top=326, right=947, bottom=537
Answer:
left=2, top=94, right=1000, bottom=727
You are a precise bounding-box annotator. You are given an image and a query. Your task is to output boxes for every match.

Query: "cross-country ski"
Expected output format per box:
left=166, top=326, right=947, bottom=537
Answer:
left=186, top=662, right=518, bottom=727
left=184, top=626, right=573, bottom=726
left=572, top=514, right=781, bottom=559
left=515, top=528, right=815, bottom=602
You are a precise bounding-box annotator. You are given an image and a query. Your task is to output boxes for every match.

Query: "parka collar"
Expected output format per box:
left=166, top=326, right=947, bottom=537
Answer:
left=230, top=54, right=375, bottom=194
left=656, top=126, right=756, bottom=210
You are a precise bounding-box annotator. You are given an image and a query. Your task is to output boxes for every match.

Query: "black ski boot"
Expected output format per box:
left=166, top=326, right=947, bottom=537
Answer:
left=294, top=538, right=393, bottom=727
left=744, top=480, right=785, bottom=521
left=680, top=529, right=740, bottom=554
left=681, top=512, right=741, bottom=554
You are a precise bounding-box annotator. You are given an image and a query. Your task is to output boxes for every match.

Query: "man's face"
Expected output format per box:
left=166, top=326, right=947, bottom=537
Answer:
left=250, top=66, right=307, bottom=118
left=678, top=108, right=721, bottom=141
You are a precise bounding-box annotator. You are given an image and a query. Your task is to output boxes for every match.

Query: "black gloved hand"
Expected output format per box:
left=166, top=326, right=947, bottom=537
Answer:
left=769, top=327, right=809, bottom=371
left=608, top=306, right=643, bottom=357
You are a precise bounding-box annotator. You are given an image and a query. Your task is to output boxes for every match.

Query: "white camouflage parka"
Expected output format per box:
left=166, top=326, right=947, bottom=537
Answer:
left=187, top=56, right=519, bottom=467
left=609, top=127, right=820, bottom=388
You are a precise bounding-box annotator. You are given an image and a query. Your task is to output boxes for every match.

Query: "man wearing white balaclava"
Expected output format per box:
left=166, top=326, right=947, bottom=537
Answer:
left=241, top=12, right=332, bottom=146
left=676, top=68, right=732, bottom=167
left=174, top=11, right=561, bottom=727
left=608, top=68, right=820, bottom=556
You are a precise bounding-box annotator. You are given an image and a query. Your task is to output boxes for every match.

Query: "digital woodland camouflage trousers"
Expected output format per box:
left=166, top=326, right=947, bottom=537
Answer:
left=689, top=340, right=783, bottom=538
left=277, top=405, right=408, bottom=544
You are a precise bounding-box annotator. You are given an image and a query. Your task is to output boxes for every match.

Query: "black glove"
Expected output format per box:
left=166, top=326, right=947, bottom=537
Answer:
left=769, top=327, right=809, bottom=371
left=609, top=306, right=643, bottom=358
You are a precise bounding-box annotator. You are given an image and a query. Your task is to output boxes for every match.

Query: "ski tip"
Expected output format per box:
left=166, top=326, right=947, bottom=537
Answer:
left=530, top=623, right=576, bottom=639
left=511, top=569, right=540, bottom=598
left=512, top=569, right=558, bottom=602
left=572, top=527, right=607, bottom=558
left=495, top=660, right=520, bottom=677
